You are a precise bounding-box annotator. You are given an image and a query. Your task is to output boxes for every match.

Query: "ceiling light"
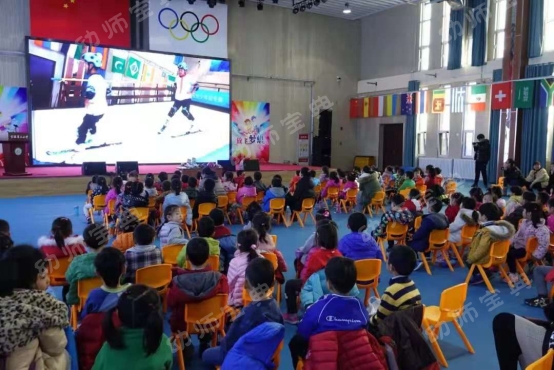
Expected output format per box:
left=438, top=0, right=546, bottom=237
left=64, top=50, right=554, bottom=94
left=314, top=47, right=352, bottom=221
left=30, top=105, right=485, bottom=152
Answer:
left=307, top=1, right=312, bottom=8
left=257, top=1, right=263, bottom=10
left=300, top=4, right=306, bottom=11
left=293, top=6, right=299, bottom=13
left=343, top=2, right=351, bottom=13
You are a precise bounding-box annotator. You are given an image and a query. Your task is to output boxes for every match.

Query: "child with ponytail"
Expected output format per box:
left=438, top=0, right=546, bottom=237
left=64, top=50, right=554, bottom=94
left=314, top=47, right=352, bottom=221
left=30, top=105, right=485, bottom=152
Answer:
left=226, top=229, right=262, bottom=307
left=252, top=212, right=288, bottom=283
left=38, top=217, right=85, bottom=260
left=93, top=284, right=172, bottom=370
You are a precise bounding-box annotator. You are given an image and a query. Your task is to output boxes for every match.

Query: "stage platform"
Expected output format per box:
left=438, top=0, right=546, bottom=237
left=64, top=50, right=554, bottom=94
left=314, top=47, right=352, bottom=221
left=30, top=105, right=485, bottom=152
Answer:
left=0, top=163, right=318, bottom=198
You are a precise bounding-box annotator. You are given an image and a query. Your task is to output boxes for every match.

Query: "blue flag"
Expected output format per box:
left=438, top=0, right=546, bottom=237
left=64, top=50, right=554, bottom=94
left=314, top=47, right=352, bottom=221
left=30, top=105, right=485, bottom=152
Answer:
left=401, top=93, right=414, bottom=115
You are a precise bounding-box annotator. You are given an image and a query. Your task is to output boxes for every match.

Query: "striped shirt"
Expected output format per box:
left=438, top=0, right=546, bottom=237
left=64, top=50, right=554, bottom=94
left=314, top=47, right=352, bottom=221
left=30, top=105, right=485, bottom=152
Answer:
left=371, top=275, right=421, bottom=325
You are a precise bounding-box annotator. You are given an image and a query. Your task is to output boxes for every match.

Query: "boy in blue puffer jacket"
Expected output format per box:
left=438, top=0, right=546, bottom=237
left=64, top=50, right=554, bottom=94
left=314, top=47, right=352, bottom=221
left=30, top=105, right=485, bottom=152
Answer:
left=338, top=212, right=383, bottom=261
left=262, top=177, right=287, bottom=212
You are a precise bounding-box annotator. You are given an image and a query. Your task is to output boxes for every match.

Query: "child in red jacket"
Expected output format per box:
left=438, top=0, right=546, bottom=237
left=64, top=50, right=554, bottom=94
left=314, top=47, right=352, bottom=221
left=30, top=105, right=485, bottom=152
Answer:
left=445, top=192, right=463, bottom=224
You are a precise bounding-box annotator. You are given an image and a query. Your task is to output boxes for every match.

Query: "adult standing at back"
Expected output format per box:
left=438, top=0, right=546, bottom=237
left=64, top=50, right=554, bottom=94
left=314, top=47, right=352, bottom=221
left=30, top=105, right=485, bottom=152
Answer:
left=472, top=134, right=491, bottom=188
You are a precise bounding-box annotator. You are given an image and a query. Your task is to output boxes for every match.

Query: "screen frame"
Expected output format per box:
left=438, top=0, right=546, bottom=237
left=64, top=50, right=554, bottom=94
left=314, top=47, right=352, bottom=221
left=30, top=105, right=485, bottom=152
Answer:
left=25, top=35, right=231, bottom=167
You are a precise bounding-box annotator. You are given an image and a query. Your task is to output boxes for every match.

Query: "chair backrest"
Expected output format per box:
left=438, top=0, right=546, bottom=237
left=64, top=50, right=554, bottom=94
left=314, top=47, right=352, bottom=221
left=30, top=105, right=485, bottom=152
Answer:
left=262, top=252, right=279, bottom=270
left=162, top=244, right=184, bottom=265
left=428, top=229, right=450, bottom=248
left=135, top=264, right=172, bottom=290
left=77, top=277, right=103, bottom=307
left=301, top=198, right=315, bottom=210
left=113, top=232, right=134, bottom=252
left=314, top=184, right=322, bottom=194
left=227, top=191, right=237, bottom=204
left=189, top=199, right=196, bottom=209
left=217, top=195, right=229, bottom=208
left=372, top=191, right=385, bottom=202
left=399, top=188, right=411, bottom=199
left=346, top=188, right=358, bottom=199
left=106, top=199, right=116, bottom=215
left=438, top=283, right=468, bottom=321
left=147, top=197, right=156, bottom=208
left=354, top=259, right=382, bottom=283
left=47, top=257, right=71, bottom=279
left=184, top=294, right=228, bottom=323
left=256, top=191, right=265, bottom=202
left=129, top=207, right=149, bottom=223
left=446, top=182, right=457, bottom=193
left=386, top=222, right=408, bottom=240
left=526, top=349, right=554, bottom=370
left=269, top=198, right=286, bottom=210
left=242, top=286, right=274, bottom=307
left=199, top=202, right=217, bottom=216
left=460, top=224, right=478, bottom=240
left=549, top=234, right=554, bottom=253
left=484, top=240, right=511, bottom=268
left=414, top=215, right=422, bottom=230
left=185, top=254, right=220, bottom=271
left=327, top=187, right=339, bottom=197
left=271, top=234, right=277, bottom=245
left=242, top=196, right=256, bottom=207
left=416, top=184, right=427, bottom=193
left=179, top=206, right=189, bottom=220
left=92, top=195, right=107, bottom=209
left=497, top=177, right=505, bottom=187
left=524, top=237, right=539, bottom=261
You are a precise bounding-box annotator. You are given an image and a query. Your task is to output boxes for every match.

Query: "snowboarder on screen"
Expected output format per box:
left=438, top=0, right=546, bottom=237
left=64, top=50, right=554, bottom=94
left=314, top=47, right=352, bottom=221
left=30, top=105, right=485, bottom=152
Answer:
left=158, top=61, right=199, bottom=135
left=76, top=52, right=109, bottom=145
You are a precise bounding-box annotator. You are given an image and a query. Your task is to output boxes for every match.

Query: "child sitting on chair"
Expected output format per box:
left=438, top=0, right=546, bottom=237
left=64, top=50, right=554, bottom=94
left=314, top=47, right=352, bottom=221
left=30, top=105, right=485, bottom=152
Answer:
left=158, top=205, right=189, bottom=248
left=339, top=212, right=383, bottom=261
left=263, top=177, right=287, bottom=212
left=339, top=172, right=358, bottom=199
left=445, top=192, right=463, bottom=224
left=124, top=224, right=162, bottom=283
left=320, top=171, right=341, bottom=200
left=84, top=176, right=109, bottom=224
left=112, top=214, right=140, bottom=252
left=144, top=176, right=158, bottom=198
left=409, top=198, right=448, bottom=270
left=38, top=217, right=85, bottom=260
left=398, top=171, right=416, bottom=191
left=404, top=188, right=422, bottom=216
left=295, top=209, right=333, bottom=273
left=209, top=208, right=237, bottom=274
left=193, top=178, right=218, bottom=220
left=448, top=197, right=479, bottom=245
left=177, top=217, right=220, bottom=268
left=254, top=171, right=267, bottom=193
left=237, top=176, right=257, bottom=204
left=252, top=212, right=287, bottom=282
left=184, top=177, right=199, bottom=200
left=222, top=171, right=238, bottom=192
left=371, top=195, right=414, bottom=251
left=227, top=229, right=262, bottom=307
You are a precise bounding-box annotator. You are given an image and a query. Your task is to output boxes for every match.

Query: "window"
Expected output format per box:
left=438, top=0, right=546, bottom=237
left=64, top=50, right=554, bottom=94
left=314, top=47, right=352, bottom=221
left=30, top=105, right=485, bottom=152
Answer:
left=463, top=87, right=476, bottom=158
left=441, top=2, right=451, bottom=68
left=494, top=0, right=507, bottom=59
left=438, top=88, right=451, bottom=156
left=420, top=3, right=432, bottom=71
left=546, top=0, right=554, bottom=51
left=417, top=113, right=428, bottom=156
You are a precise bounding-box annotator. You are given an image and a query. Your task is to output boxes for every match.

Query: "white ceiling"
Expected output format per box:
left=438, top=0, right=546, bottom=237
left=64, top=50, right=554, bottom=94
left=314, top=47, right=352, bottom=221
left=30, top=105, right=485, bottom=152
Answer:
left=256, top=0, right=414, bottom=20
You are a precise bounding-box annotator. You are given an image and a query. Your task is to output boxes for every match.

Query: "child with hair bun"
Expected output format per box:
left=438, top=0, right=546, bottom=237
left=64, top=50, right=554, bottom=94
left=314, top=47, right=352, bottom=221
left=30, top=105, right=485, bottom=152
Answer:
left=227, top=229, right=262, bottom=307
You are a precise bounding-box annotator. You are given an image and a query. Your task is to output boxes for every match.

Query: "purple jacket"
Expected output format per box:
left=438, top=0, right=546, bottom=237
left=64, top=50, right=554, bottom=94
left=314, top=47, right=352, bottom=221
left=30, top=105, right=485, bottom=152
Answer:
left=237, top=185, right=257, bottom=204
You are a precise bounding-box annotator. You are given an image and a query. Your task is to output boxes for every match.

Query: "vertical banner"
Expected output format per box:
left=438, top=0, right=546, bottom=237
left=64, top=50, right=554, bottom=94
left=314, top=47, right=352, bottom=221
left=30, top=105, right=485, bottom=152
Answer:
left=298, top=133, right=310, bottom=164
left=149, top=1, right=228, bottom=58
left=231, top=101, right=270, bottom=164
left=0, top=86, right=29, bottom=166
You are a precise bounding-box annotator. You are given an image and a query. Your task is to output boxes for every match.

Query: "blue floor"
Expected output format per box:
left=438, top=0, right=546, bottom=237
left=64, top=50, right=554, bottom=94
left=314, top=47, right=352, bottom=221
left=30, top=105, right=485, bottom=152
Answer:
left=0, top=180, right=537, bottom=369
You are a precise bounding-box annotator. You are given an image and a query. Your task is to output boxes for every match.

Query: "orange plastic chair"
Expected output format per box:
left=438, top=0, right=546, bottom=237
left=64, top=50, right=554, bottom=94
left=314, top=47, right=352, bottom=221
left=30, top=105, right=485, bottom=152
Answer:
left=186, top=254, right=220, bottom=272
left=194, top=202, right=217, bottom=230
left=135, top=264, right=172, bottom=311
left=445, top=182, right=457, bottom=195
left=416, top=184, right=427, bottom=194
left=268, top=198, right=288, bottom=227
left=217, top=195, right=232, bottom=224
left=323, top=187, right=340, bottom=209
left=464, top=240, right=512, bottom=293
left=237, top=196, right=257, bottom=225
left=422, top=283, right=475, bottom=367
left=414, top=215, right=422, bottom=231
left=178, top=206, right=192, bottom=239
left=112, top=232, right=134, bottom=252
left=148, top=197, right=156, bottom=209
left=48, top=257, right=71, bottom=286
left=161, top=244, right=184, bottom=266
left=454, top=224, right=478, bottom=257
left=314, top=184, right=322, bottom=198
left=89, top=195, right=107, bottom=223
left=365, top=191, right=386, bottom=217
left=85, top=190, right=93, bottom=203
left=103, top=199, right=116, bottom=232
left=262, top=252, right=281, bottom=304
left=492, top=176, right=505, bottom=189
left=340, top=189, right=358, bottom=213
left=515, top=237, right=542, bottom=286
left=271, top=234, right=277, bottom=245
left=354, top=259, right=382, bottom=307
left=290, top=198, right=316, bottom=228
left=242, top=284, right=275, bottom=307
left=227, top=191, right=237, bottom=204
left=399, top=188, right=412, bottom=199
left=549, top=234, right=554, bottom=257
left=418, top=229, right=454, bottom=275
left=256, top=191, right=265, bottom=204
left=129, top=207, right=149, bottom=224
left=70, top=276, right=102, bottom=329
left=526, top=349, right=554, bottom=370
left=378, top=222, right=408, bottom=263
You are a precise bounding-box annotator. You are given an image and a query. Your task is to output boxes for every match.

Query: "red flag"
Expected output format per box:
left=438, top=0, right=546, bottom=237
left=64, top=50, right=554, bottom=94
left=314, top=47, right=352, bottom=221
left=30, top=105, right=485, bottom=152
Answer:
left=349, top=98, right=361, bottom=118
left=491, top=82, right=513, bottom=110
left=30, top=0, right=131, bottom=48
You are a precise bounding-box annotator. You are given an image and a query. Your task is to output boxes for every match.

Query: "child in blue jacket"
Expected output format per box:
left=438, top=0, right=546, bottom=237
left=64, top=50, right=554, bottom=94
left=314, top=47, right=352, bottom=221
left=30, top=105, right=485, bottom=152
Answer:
left=338, top=212, right=383, bottom=261
left=410, top=197, right=449, bottom=269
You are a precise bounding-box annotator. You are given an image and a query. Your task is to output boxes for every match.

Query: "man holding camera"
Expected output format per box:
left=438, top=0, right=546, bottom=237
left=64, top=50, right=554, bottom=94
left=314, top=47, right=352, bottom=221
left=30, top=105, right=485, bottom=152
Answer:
left=472, top=134, right=491, bottom=188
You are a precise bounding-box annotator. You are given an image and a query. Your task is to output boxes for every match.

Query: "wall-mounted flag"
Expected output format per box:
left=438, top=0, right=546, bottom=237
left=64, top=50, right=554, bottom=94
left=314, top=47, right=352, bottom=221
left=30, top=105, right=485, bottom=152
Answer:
left=451, top=87, right=466, bottom=113
left=401, top=93, right=414, bottom=115
left=432, top=89, right=445, bottom=113
left=469, top=85, right=487, bottom=111
left=491, top=82, right=512, bottom=110
left=539, top=79, right=554, bottom=107
left=513, top=80, right=534, bottom=109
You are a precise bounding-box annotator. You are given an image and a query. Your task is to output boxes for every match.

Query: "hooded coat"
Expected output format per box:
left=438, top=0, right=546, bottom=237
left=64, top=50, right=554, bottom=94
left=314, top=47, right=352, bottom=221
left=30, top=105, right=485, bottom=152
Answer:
left=467, top=221, right=516, bottom=265
left=357, top=172, right=381, bottom=207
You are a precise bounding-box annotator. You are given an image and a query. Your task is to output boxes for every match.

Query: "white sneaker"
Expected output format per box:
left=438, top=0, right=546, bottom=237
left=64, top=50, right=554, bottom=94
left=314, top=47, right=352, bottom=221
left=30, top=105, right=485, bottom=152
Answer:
left=509, top=273, right=519, bottom=283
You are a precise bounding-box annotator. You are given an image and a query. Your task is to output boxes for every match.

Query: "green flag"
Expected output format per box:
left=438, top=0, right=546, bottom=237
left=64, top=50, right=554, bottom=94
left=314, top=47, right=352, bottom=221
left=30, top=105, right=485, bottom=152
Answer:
left=111, top=56, right=126, bottom=74
left=513, top=80, right=534, bottom=109
left=124, top=56, right=142, bottom=80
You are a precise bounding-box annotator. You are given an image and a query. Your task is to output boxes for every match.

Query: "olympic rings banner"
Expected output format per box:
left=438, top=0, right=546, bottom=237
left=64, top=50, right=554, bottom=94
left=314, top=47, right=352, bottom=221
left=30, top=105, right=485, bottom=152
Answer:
left=149, top=1, right=228, bottom=59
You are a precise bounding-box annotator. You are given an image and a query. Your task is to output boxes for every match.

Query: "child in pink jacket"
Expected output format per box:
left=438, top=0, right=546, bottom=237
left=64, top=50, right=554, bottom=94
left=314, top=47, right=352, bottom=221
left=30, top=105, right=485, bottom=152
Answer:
left=340, top=172, right=358, bottom=199
left=227, top=229, right=262, bottom=306
left=236, top=176, right=257, bottom=204
left=320, top=171, right=341, bottom=198
left=252, top=212, right=288, bottom=283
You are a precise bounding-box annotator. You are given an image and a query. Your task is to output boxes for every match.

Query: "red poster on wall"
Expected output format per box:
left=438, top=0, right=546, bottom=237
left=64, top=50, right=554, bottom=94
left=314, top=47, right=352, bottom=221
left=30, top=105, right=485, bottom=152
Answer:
left=30, top=0, right=131, bottom=48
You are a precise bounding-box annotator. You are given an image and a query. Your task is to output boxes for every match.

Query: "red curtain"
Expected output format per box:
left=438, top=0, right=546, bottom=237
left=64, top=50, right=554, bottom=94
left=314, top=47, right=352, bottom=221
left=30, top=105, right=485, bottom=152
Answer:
left=30, top=0, right=131, bottom=48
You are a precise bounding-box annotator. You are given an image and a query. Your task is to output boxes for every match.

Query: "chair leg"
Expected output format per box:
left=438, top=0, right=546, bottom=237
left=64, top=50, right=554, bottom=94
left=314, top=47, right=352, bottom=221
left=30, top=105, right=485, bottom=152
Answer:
left=498, top=265, right=515, bottom=289
left=211, top=329, right=218, bottom=347
left=366, top=205, right=373, bottom=217
left=422, top=318, right=448, bottom=367
left=173, top=334, right=186, bottom=370
left=441, top=250, right=454, bottom=272
left=516, top=261, right=531, bottom=286
left=363, top=287, right=370, bottom=307
left=379, top=239, right=388, bottom=262
left=309, top=211, right=316, bottom=224
left=224, top=211, right=232, bottom=225
left=296, top=212, right=305, bottom=228
left=238, top=210, right=244, bottom=225
left=276, top=284, right=281, bottom=305
left=465, top=264, right=476, bottom=284
left=477, top=265, right=495, bottom=294
left=450, top=242, right=465, bottom=267
left=71, top=306, right=78, bottom=330
left=453, top=319, right=475, bottom=354
left=371, top=286, right=380, bottom=299
left=183, top=224, right=191, bottom=239
left=419, top=252, right=432, bottom=275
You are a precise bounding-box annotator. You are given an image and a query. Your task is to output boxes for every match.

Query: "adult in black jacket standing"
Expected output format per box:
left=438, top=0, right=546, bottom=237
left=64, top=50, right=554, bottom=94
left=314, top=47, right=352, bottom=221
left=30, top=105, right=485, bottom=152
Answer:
left=286, top=167, right=315, bottom=211
left=472, top=133, right=491, bottom=188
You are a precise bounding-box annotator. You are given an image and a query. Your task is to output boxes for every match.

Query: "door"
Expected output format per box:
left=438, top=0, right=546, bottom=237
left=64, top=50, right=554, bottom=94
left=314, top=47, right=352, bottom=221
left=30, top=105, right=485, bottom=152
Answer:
left=381, top=124, right=404, bottom=167
left=29, top=55, right=55, bottom=110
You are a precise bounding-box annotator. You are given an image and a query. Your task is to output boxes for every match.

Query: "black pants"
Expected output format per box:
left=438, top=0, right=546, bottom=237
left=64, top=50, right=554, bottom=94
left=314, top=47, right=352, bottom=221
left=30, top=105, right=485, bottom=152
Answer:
left=285, top=279, right=303, bottom=313
left=289, top=334, right=309, bottom=369
left=493, top=313, right=520, bottom=370
left=507, top=247, right=527, bottom=273
left=474, top=161, right=488, bottom=187
left=525, top=182, right=544, bottom=192
left=76, top=114, right=103, bottom=144
left=168, top=99, right=194, bottom=121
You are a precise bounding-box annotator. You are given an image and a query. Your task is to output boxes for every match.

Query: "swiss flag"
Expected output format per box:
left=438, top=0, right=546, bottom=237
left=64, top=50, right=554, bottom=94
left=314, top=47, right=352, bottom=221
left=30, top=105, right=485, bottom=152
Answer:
left=30, top=0, right=131, bottom=48
left=491, top=82, right=513, bottom=110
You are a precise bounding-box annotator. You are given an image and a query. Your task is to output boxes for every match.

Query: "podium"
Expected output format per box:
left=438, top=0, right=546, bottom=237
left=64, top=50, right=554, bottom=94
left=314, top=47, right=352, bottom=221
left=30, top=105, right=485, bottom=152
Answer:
left=1, top=132, right=31, bottom=176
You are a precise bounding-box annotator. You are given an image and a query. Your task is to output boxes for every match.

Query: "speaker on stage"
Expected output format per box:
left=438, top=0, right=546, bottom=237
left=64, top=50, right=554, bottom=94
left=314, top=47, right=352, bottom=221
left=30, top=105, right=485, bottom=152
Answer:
left=81, top=162, right=107, bottom=176
left=116, top=161, right=139, bottom=175
left=244, top=159, right=260, bottom=171
left=217, top=160, right=235, bottom=172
